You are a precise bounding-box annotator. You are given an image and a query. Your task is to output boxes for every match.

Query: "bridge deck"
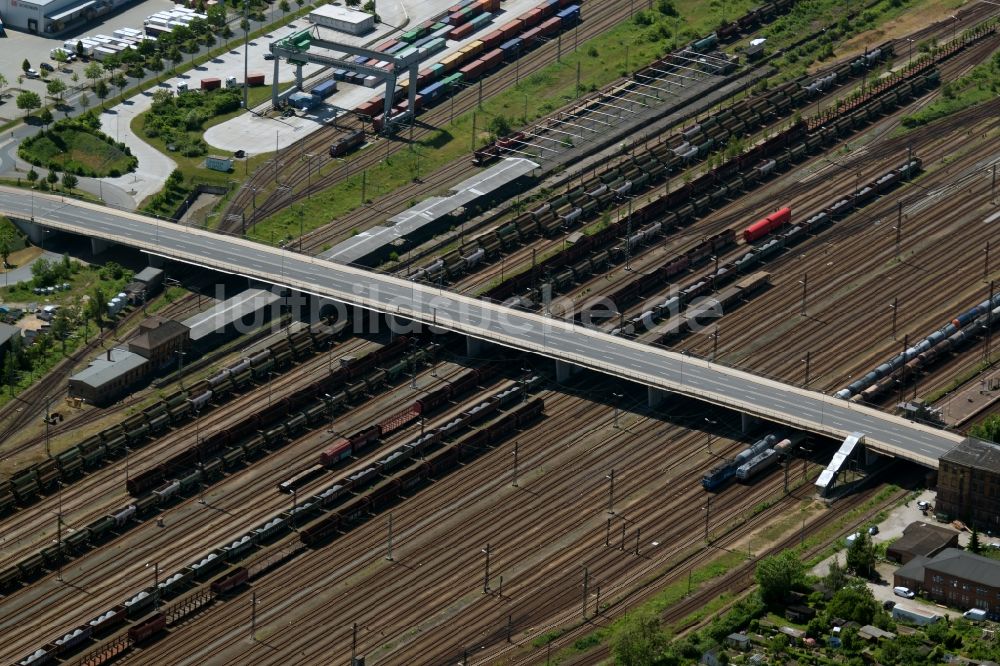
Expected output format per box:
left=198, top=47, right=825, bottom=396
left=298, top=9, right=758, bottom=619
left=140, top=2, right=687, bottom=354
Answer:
left=6, top=188, right=961, bottom=468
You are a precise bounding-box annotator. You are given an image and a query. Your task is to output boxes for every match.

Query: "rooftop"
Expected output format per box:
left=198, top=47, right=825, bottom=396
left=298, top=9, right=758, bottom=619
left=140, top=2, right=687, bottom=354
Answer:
left=70, top=348, right=148, bottom=389
left=0, top=323, right=19, bottom=347
left=320, top=158, right=539, bottom=266
left=925, top=548, right=1000, bottom=588
left=941, top=437, right=1000, bottom=473
left=310, top=4, right=373, bottom=24
left=887, top=521, right=958, bottom=558
left=129, top=317, right=189, bottom=354
left=181, top=289, right=280, bottom=341
left=134, top=267, right=164, bottom=284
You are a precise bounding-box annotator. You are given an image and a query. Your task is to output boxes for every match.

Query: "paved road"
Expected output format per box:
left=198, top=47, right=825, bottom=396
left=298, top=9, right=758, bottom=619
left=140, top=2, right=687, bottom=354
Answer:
left=2, top=188, right=963, bottom=467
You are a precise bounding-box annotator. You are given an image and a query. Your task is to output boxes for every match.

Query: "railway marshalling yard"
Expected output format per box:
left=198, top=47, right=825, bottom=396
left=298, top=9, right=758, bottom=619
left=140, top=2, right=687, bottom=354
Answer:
left=1, top=1, right=1000, bottom=664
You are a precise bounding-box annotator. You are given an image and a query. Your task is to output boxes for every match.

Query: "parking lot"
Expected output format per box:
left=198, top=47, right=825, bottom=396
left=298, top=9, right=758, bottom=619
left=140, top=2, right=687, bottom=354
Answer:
left=0, top=0, right=175, bottom=121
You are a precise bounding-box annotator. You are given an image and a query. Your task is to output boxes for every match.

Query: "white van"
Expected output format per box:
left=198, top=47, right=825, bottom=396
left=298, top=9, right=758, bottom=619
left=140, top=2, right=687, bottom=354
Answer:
left=893, top=586, right=916, bottom=599
left=964, top=608, right=988, bottom=622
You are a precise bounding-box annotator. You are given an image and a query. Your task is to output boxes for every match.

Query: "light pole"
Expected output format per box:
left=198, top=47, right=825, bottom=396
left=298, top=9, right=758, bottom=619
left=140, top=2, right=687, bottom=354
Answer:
left=606, top=469, right=615, bottom=514
left=481, top=544, right=491, bottom=593
left=612, top=392, right=622, bottom=429
left=889, top=298, right=898, bottom=339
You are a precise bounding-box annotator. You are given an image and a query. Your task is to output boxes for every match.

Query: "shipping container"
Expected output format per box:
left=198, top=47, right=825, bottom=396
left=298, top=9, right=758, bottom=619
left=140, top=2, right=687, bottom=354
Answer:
left=247, top=72, right=265, bottom=86
left=201, top=77, right=221, bottom=90
left=312, top=79, right=337, bottom=98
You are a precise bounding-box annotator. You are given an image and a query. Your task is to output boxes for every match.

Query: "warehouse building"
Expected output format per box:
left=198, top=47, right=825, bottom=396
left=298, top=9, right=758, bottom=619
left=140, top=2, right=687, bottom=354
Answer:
left=0, top=323, right=19, bottom=356
left=894, top=548, right=1000, bottom=618
left=936, top=437, right=1000, bottom=532
left=68, top=348, right=149, bottom=406
left=181, top=288, right=281, bottom=351
left=0, top=0, right=137, bottom=35
left=308, top=4, right=374, bottom=35
left=321, top=158, right=539, bottom=266
left=123, top=266, right=164, bottom=305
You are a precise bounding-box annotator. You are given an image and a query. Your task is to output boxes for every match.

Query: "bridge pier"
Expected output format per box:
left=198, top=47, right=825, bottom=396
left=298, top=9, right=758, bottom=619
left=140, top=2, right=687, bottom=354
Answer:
left=741, top=412, right=759, bottom=434
left=647, top=387, right=668, bottom=408
left=295, top=63, right=304, bottom=91
left=864, top=446, right=881, bottom=467
left=555, top=359, right=580, bottom=383
left=466, top=336, right=490, bottom=357
left=146, top=254, right=166, bottom=269
left=10, top=217, right=45, bottom=245
left=91, top=238, right=113, bottom=255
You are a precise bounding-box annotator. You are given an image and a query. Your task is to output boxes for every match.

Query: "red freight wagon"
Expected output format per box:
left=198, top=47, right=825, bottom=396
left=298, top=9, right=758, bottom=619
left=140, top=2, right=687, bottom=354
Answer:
left=416, top=68, right=435, bottom=88
left=521, top=7, right=544, bottom=26
left=201, top=77, right=221, bottom=90
left=356, top=98, right=383, bottom=117
left=449, top=10, right=469, bottom=24
left=375, top=39, right=398, bottom=52
left=538, top=16, right=561, bottom=36
left=480, top=48, right=503, bottom=70
left=536, top=0, right=558, bottom=18
left=451, top=22, right=475, bottom=40
left=478, top=0, right=501, bottom=11
left=460, top=59, right=487, bottom=80
left=481, top=29, right=505, bottom=50
left=743, top=207, right=791, bottom=242
left=521, top=26, right=542, bottom=44
left=320, top=437, right=352, bottom=467
left=247, top=72, right=265, bottom=86
left=499, top=19, right=524, bottom=40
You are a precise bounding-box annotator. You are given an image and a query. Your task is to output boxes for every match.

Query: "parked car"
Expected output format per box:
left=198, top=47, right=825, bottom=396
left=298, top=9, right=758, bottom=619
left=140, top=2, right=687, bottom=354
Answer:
left=25, top=69, right=39, bottom=79
left=883, top=600, right=896, bottom=610
left=263, top=52, right=275, bottom=60
left=868, top=525, right=879, bottom=536
left=40, top=62, right=54, bottom=72
left=893, top=586, right=916, bottom=599
left=917, top=500, right=930, bottom=510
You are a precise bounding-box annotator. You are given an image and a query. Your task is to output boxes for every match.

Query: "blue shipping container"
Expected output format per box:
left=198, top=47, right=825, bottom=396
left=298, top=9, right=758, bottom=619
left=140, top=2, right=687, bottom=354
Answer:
left=499, top=38, right=522, bottom=54
left=312, top=80, right=337, bottom=98
left=419, top=81, right=446, bottom=101
left=557, top=5, right=581, bottom=18
left=354, top=55, right=369, bottom=65
left=333, top=69, right=347, bottom=81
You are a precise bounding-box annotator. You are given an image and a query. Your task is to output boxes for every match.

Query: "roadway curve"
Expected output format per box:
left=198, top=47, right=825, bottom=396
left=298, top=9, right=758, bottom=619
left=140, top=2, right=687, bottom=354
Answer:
left=1, top=187, right=961, bottom=466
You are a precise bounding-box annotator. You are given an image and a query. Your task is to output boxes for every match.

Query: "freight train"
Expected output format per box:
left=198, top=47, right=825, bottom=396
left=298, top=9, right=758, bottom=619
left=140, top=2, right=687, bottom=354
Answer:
left=0, top=318, right=347, bottom=518
left=702, top=433, right=803, bottom=489
left=438, top=60, right=934, bottom=297
left=836, top=293, right=1000, bottom=402
left=12, top=396, right=544, bottom=666
left=300, top=397, right=545, bottom=546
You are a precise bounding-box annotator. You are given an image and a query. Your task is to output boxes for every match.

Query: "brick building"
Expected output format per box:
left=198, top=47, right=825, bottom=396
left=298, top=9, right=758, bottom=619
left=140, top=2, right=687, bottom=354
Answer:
left=894, top=548, right=1000, bottom=618
left=937, top=437, right=1000, bottom=533
left=886, top=521, right=960, bottom=564
left=128, top=317, right=189, bottom=369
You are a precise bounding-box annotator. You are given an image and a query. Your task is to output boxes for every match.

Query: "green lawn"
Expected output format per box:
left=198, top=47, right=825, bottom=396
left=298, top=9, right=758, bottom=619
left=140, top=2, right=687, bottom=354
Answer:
left=19, top=126, right=136, bottom=176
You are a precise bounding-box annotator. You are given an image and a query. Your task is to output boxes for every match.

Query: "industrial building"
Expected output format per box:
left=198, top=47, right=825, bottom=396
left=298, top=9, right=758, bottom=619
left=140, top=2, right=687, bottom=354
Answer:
left=68, top=348, right=149, bottom=406
left=123, top=266, right=164, bottom=304
left=321, top=158, right=539, bottom=266
left=181, top=288, right=282, bottom=351
left=0, top=0, right=137, bottom=35
left=886, top=521, right=960, bottom=564
left=936, top=437, right=1000, bottom=532
left=894, top=548, right=1000, bottom=617
left=308, top=4, right=374, bottom=35
left=128, top=317, right=189, bottom=369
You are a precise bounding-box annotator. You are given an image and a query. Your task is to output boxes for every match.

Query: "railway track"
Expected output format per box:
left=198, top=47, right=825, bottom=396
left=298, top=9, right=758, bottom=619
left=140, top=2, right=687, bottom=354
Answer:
left=218, top=0, right=636, bottom=239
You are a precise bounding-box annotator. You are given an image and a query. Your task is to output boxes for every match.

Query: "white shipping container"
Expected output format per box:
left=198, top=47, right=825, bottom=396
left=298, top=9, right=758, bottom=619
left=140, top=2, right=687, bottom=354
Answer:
left=92, top=46, right=117, bottom=61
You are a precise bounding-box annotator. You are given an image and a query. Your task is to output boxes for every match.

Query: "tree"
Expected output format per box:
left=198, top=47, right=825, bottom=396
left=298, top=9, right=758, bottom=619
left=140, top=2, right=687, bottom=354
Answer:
left=26, top=169, right=38, bottom=184
left=755, top=550, right=806, bottom=604
left=46, top=78, right=67, bottom=102
left=16, top=91, right=41, bottom=117
left=39, top=107, right=53, bottom=129
left=22, top=58, right=30, bottom=73
left=826, top=582, right=881, bottom=625
left=50, top=309, right=70, bottom=353
left=52, top=50, right=68, bottom=68
left=88, top=286, right=106, bottom=328
left=0, top=225, right=13, bottom=268
left=279, top=0, right=289, bottom=13
left=46, top=170, right=58, bottom=186
left=296, top=0, right=304, bottom=7
left=824, top=559, right=848, bottom=591
left=970, top=414, right=1000, bottom=444
left=76, top=41, right=85, bottom=59
left=94, top=80, right=110, bottom=107
left=84, top=62, right=104, bottom=87
left=611, top=609, right=668, bottom=666
left=970, top=528, right=983, bottom=554
left=112, top=73, right=127, bottom=101
left=61, top=173, right=77, bottom=190
left=488, top=114, right=512, bottom=138
left=0, top=73, right=7, bottom=99
left=846, top=532, right=877, bottom=578
left=79, top=92, right=90, bottom=111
